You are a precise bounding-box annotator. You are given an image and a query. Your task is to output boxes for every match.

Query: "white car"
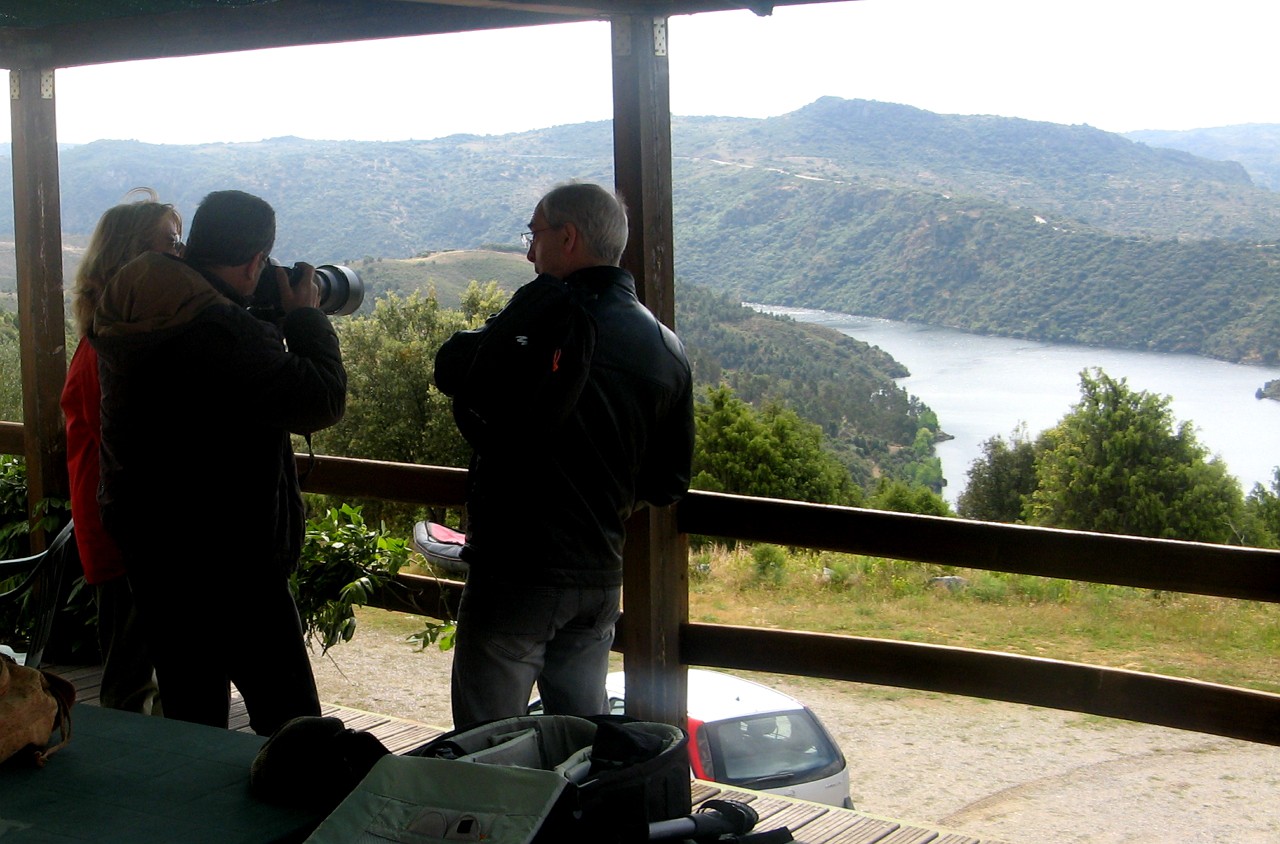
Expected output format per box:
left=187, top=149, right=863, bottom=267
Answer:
left=532, top=668, right=852, bottom=808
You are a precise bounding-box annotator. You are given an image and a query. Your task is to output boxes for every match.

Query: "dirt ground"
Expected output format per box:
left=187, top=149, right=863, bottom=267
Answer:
left=310, top=611, right=1280, bottom=844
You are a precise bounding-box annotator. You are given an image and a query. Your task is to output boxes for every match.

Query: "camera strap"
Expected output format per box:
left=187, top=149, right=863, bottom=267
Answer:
left=298, top=433, right=317, bottom=485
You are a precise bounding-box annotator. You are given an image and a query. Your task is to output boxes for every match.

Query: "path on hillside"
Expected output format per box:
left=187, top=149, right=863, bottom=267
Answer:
left=311, top=615, right=1280, bottom=844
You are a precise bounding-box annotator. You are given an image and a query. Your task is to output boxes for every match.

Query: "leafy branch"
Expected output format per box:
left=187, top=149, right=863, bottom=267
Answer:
left=291, top=504, right=418, bottom=653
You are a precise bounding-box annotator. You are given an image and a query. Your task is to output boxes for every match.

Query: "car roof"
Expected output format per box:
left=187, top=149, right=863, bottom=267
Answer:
left=606, top=668, right=806, bottom=722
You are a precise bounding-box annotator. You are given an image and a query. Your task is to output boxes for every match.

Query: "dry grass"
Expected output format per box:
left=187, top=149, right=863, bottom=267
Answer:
left=687, top=544, right=1280, bottom=693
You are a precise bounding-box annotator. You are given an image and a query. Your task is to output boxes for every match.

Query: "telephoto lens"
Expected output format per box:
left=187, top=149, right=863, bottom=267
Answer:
left=312, top=265, right=364, bottom=316
left=252, top=260, right=365, bottom=318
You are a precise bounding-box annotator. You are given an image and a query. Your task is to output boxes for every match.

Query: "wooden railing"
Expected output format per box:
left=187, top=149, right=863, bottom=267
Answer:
left=7, top=431, right=1280, bottom=746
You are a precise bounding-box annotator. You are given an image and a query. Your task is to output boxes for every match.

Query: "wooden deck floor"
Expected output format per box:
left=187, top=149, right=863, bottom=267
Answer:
left=53, top=664, right=1004, bottom=844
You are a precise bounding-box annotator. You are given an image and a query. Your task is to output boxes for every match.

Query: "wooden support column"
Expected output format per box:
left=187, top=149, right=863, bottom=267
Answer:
left=611, top=15, right=688, bottom=727
left=10, top=68, right=68, bottom=546
left=612, top=14, right=675, bottom=323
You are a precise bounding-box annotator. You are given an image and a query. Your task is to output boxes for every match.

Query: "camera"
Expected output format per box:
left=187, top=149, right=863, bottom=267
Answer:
left=251, top=259, right=364, bottom=319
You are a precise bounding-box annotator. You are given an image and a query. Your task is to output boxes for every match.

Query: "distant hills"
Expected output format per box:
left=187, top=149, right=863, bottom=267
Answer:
left=4, top=97, right=1280, bottom=363
left=1124, top=124, right=1280, bottom=192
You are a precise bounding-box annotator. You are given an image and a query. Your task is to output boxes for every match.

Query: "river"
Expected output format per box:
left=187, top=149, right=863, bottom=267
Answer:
left=757, top=306, right=1280, bottom=504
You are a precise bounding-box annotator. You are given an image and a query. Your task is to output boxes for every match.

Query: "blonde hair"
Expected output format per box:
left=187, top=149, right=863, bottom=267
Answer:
left=72, top=187, right=182, bottom=336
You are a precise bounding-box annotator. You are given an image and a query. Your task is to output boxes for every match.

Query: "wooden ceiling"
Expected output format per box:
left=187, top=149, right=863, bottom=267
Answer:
left=0, top=0, right=841, bottom=70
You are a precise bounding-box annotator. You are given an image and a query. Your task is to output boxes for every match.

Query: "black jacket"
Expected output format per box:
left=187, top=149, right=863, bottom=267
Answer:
left=92, top=252, right=346, bottom=574
left=440, top=266, right=694, bottom=586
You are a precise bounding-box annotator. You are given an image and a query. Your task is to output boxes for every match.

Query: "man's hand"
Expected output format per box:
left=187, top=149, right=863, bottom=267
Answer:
left=276, top=262, right=319, bottom=312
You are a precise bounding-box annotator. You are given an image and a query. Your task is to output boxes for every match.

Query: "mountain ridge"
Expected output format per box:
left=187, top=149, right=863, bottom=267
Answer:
left=4, top=97, right=1279, bottom=363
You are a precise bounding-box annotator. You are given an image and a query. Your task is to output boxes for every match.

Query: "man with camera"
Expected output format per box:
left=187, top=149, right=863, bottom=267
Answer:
left=93, top=189, right=346, bottom=736
left=436, top=181, right=695, bottom=728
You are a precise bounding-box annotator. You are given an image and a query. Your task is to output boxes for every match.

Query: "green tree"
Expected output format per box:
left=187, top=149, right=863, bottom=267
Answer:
left=1241, top=469, right=1280, bottom=548
left=459, top=280, right=509, bottom=322
left=0, top=313, right=21, bottom=423
left=1027, top=368, right=1243, bottom=543
left=865, top=478, right=951, bottom=517
left=310, top=291, right=475, bottom=529
left=957, top=426, right=1038, bottom=523
left=691, top=384, right=861, bottom=506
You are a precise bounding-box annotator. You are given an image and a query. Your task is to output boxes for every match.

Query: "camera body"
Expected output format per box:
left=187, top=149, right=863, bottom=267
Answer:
left=251, top=259, right=364, bottom=320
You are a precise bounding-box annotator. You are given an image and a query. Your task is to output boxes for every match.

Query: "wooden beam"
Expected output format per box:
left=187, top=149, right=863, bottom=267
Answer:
left=611, top=13, right=686, bottom=727
left=683, top=622, right=1280, bottom=747
left=678, top=490, right=1280, bottom=603
left=612, top=14, right=676, bottom=324
left=10, top=69, right=68, bottom=545
left=0, top=0, right=584, bottom=69
left=0, top=422, right=22, bottom=457
left=297, top=453, right=468, bottom=506
left=0, top=2, right=856, bottom=69
left=619, top=506, right=689, bottom=723
left=368, top=570, right=465, bottom=623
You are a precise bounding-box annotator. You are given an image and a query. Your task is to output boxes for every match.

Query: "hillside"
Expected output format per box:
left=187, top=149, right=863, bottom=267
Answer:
left=347, top=251, right=932, bottom=485
left=678, top=98, right=1280, bottom=240
left=1127, top=124, right=1280, bottom=192
left=671, top=162, right=1280, bottom=364
left=4, top=97, right=1280, bottom=362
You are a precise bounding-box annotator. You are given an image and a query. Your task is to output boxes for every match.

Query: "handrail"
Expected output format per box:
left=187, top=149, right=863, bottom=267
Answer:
left=7, top=431, right=1279, bottom=743
left=678, top=490, right=1280, bottom=603
left=0, top=421, right=22, bottom=457
left=681, top=623, right=1280, bottom=746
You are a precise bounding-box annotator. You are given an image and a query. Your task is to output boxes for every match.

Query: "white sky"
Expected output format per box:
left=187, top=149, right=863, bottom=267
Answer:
left=6, top=0, right=1280, bottom=145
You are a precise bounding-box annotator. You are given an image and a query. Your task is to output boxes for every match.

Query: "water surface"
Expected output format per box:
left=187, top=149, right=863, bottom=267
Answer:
left=760, top=307, right=1280, bottom=504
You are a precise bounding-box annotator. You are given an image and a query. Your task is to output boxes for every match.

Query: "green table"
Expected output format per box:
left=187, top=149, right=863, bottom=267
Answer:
left=0, top=704, right=323, bottom=843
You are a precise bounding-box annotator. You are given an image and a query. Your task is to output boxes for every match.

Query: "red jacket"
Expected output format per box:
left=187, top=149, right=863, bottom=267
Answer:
left=61, top=340, right=124, bottom=584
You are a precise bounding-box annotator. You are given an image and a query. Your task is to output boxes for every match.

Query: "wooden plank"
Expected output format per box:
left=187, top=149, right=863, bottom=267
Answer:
left=683, top=622, right=1280, bottom=747
left=366, top=570, right=464, bottom=623
left=758, top=801, right=831, bottom=834
left=0, top=1, right=850, bottom=70
left=679, top=490, right=1280, bottom=603
left=298, top=454, right=467, bottom=507
left=611, top=11, right=687, bottom=732
left=691, top=781, right=722, bottom=805
left=875, top=828, right=939, bottom=844
left=795, top=813, right=900, bottom=844
left=931, top=834, right=984, bottom=844
left=0, top=421, right=22, bottom=454
left=0, top=1, right=572, bottom=70
left=612, top=14, right=676, bottom=323
left=9, top=67, right=68, bottom=541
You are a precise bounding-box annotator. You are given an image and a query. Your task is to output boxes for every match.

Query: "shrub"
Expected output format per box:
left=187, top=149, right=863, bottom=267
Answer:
left=751, top=544, right=787, bottom=585
left=291, top=504, right=414, bottom=653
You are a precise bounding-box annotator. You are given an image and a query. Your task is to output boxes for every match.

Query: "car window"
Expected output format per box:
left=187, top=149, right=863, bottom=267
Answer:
left=701, top=710, right=843, bottom=788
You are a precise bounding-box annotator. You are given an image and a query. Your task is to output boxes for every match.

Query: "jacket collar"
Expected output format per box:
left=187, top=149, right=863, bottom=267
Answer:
left=563, top=265, right=634, bottom=295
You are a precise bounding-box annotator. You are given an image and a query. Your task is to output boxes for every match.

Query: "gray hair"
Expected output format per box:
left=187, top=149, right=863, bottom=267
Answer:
left=537, top=182, right=629, bottom=265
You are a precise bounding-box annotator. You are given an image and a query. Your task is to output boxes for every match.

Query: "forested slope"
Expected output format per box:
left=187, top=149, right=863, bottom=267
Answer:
left=4, top=97, right=1279, bottom=363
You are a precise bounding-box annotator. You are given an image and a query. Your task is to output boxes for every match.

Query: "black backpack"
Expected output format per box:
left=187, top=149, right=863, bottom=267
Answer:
left=434, top=275, right=597, bottom=452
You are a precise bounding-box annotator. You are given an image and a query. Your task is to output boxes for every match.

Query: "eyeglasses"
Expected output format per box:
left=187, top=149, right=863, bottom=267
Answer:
left=520, top=227, right=554, bottom=249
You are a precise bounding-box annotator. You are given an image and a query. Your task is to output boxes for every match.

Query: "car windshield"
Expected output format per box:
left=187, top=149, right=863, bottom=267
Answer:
left=701, top=710, right=843, bottom=787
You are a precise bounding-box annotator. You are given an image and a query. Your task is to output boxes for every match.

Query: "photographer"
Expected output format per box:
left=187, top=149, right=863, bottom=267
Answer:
left=92, top=190, right=346, bottom=736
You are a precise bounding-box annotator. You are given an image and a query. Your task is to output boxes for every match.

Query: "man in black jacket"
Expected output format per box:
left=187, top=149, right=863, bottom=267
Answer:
left=437, top=182, right=694, bottom=728
left=93, top=190, right=346, bottom=735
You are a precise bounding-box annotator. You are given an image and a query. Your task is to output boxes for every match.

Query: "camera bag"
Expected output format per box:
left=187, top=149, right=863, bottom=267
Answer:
left=305, top=713, right=690, bottom=844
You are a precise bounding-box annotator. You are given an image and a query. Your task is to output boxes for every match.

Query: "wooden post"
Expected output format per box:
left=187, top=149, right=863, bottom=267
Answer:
left=612, top=14, right=676, bottom=325
left=611, top=14, right=688, bottom=727
left=10, top=68, right=68, bottom=546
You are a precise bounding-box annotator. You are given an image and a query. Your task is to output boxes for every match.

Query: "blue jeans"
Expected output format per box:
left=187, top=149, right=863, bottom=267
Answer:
left=450, top=582, right=621, bottom=729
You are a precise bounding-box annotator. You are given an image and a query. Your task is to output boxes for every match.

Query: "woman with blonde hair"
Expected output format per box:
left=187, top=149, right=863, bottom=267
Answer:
left=61, top=187, right=181, bottom=714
